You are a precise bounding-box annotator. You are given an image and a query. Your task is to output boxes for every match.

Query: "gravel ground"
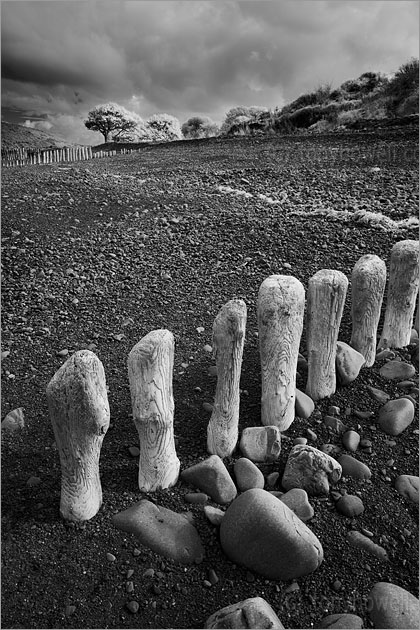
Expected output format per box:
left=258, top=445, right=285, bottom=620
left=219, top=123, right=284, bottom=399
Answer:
left=1, top=128, right=419, bottom=629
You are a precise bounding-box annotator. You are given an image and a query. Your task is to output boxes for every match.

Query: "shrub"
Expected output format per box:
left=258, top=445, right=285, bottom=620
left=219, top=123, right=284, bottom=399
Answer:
left=181, top=116, right=219, bottom=139
left=146, top=114, right=183, bottom=141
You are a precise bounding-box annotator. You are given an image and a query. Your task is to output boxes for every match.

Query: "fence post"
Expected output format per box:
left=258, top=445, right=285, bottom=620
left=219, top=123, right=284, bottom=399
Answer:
left=207, top=299, right=247, bottom=458
left=46, top=350, right=110, bottom=521
left=377, top=240, right=419, bottom=351
left=128, top=329, right=180, bottom=492
left=350, top=254, right=386, bottom=367
left=258, top=275, right=305, bottom=430
left=306, top=270, right=348, bottom=401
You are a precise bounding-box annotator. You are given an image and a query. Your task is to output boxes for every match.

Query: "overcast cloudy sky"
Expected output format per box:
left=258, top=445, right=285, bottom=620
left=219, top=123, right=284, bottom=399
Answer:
left=1, top=0, right=418, bottom=145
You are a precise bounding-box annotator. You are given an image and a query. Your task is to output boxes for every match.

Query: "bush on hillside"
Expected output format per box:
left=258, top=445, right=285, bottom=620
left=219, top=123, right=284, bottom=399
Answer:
left=220, top=106, right=269, bottom=136
left=181, top=116, right=219, bottom=139
left=146, top=114, right=183, bottom=141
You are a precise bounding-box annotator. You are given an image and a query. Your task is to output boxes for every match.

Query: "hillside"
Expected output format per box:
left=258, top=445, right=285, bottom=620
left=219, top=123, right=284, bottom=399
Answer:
left=1, top=121, right=68, bottom=151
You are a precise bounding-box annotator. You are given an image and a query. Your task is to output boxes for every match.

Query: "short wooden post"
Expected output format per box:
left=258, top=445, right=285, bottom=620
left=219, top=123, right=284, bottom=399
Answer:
left=378, top=240, right=419, bottom=350
left=350, top=254, right=386, bottom=367
left=46, top=350, right=110, bottom=521
left=128, top=329, right=180, bottom=492
left=258, top=275, right=305, bottom=431
left=207, top=299, right=247, bottom=457
left=306, top=270, right=348, bottom=401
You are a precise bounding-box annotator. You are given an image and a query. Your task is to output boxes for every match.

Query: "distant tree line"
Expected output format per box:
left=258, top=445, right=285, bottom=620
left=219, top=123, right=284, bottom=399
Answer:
left=84, top=58, right=418, bottom=145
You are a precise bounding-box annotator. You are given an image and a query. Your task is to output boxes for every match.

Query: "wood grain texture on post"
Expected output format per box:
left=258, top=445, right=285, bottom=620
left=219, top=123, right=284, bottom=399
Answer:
left=378, top=240, right=419, bottom=351
left=258, top=275, right=305, bottom=431
left=306, top=269, right=348, bottom=401
left=207, top=299, right=247, bottom=457
left=350, top=254, right=386, bottom=367
left=128, top=329, right=180, bottom=492
left=46, top=350, right=110, bottom=522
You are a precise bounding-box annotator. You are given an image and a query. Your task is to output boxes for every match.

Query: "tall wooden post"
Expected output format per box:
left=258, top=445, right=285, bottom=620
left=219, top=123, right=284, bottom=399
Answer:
left=46, top=350, right=110, bottom=521
left=350, top=254, right=386, bottom=367
left=258, top=275, right=305, bottom=431
left=378, top=240, right=419, bottom=350
left=207, top=299, right=247, bottom=457
left=306, top=270, right=348, bottom=401
left=128, top=330, right=180, bottom=492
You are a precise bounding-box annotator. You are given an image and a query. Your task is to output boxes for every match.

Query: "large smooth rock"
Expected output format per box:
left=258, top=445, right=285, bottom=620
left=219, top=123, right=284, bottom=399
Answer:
left=315, top=613, right=364, bottom=629
left=379, top=361, right=416, bottom=380
left=220, top=488, right=323, bottom=580
left=367, top=582, right=419, bottom=629
left=181, top=455, right=237, bottom=504
left=378, top=398, right=415, bottom=436
left=395, top=475, right=419, bottom=504
left=279, top=488, right=314, bottom=521
left=112, top=500, right=204, bottom=564
left=239, top=426, right=281, bottom=462
left=295, top=388, right=315, bottom=419
left=234, top=458, right=264, bottom=492
left=338, top=454, right=371, bottom=480
left=282, top=445, right=342, bottom=495
left=204, top=597, right=285, bottom=629
left=336, top=341, right=365, bottom=385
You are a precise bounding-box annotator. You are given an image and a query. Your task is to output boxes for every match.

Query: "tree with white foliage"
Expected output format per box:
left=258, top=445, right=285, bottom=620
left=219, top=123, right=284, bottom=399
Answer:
left=220, top=106, right=269, bottom=136
left=146, top=114, right=183, bottom=141
left=84, top=103, right=141, bottom=143
left=182, top=116, right=219, bottom=139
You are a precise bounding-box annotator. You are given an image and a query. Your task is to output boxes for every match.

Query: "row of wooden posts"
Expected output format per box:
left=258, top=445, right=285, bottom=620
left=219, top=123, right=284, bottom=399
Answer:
left=46, top=240, right=419, bottom=521
left=1, top=146, right=139, bottom=168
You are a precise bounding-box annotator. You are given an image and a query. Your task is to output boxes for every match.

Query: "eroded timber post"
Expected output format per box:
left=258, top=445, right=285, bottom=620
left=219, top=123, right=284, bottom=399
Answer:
left=258, top=275, right=305, bottom=431
left=128, top=329, right=180, bottom=492
left=46, top=350, right=110, bottom=521
left=377, top=240, right=419, bottom=351
left=306, top=269, right=348, bottom=401
left=207, top=299, right=247, bottom=457
left=350, top=254, right=386, bottom=367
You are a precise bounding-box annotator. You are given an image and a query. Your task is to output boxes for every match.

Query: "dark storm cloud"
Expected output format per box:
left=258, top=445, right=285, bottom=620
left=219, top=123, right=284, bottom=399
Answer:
left=1, top=1, right=418, bottom=144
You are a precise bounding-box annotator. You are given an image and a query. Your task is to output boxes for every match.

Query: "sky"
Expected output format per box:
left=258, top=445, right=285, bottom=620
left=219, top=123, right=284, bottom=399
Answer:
left=1, top=0, right=419, bottom=145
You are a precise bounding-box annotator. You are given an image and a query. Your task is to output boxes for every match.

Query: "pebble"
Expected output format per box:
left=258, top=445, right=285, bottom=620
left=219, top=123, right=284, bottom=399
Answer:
left=295, top=388, right=315, bottom=419
left=347, top=531, right=388, bottom=561
left=185, top=492, right=208, bottom=504
left=336, top=494, right=364, bottom=517
left=181, top=455, right=237, bottom=504
left=208, top=569, right=219, bottom=585
left=208, top=366, right=217, bottom=376
left=336, top=341, right=365, bottom=385
left=294, top=437, right=308, bottom=445
left=234, top=458, right=265, bottom=492
left=203, top=344, right=213, bottom=353
left=26, top=476, right=42, bottom=487
left=395, top=475, right=419, bottom=504
left=1, top=407, right=25, bottom=432
left=375, top=348, right=395, bottom=360
left=205, top=597, right=285, bottom=630
left=126, top=601, right=139, bottom=614
left=320, top=443, right=341, bottom=457
left=202, top=402, right=214, bottom=413
left=342, top=430, right=360, bottom=452
left=126, top=581, right=134, bottom=593
left=282, top=445, right=342, bottom=496
left=361, top=528, right=374, bottom=537
left=327, top=406, right=340, bottom=416
left=306, top=429, right=317, bottom=441
left=239, top=426, right=281, bottom=462
left=396, top=380, right=415, bottom=390
left=133, top=548, right=141, bottom=557
left=378, top=398, right=415, bottom=435
left=143, top=568, right=155, bottom=578
left=316, top=613, right=363, bottom=629
left=128, top=446, right=140, bottom=457
left=126, top=569, right=134, bottom=578
left=353, top=409, right=374, bottom=420
left=338, top=454, right=371, bottom=480
left=279, top=488, right=314, bottom=522
left=65, top=605, right=76, bottom=616
left=367, top=386, right=390, bottom=404
left=379, top=360, right=416, bottom=380
left=368, top=582, right=419, bottom=629
left=203, top=505, right=225, bottom=526
left=359, top=438, right=372, bottom=448
left=106, top=553, right=116, bottom=562
left=57, top=348, right=69, bottom=357
left=266, top=472, right=279, bottom=488
left=323, top=415, right=348, bottom=434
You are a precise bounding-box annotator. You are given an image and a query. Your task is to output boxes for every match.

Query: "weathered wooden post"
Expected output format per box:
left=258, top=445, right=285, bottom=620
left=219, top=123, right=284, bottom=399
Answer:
left=258, top=275, right=305, bottom=431
left=306, top=270, right=348, bottom=401
left=207, top=299, right=247, bottom=457
left=46, top=350, right=110, bottom=521
left=128, top=329, right=180, bottom=492
left=378, top=240, right=419, bottom=350
left=350, top=254, right=386, bottom=367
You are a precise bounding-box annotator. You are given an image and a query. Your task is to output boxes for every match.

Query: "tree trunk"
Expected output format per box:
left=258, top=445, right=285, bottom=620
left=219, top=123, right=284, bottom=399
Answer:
left=128, top=329, right=180, bottom=492
left=306, top=270, right=348, bottom=401
left=350, top=254, right=386, bottom=367
left=377, top=240, right=419, bottom=351
left=207, top=299, right=247, bottom=457
left=258, top=275, right=305, bottom=431
left=46, top=350, right=110, bottom=521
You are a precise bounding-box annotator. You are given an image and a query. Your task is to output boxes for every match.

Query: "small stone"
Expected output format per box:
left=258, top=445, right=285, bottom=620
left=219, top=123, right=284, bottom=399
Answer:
left=342, top=430, right=360, bottom=452
left=353, top=409, right=374, bottom=420
left=380, top=361, right=416, bottom=380
left=336, top=494, right=364, bottom=517
left=395, top=475, right=419, bottom=504
left=396, top=380, right=416, bottom=390
left=208, top=569, right=219, bottom=585
left=332, top=579, right=342, bottom=592
left=361, top=528, right=374, bottom=537
left=295, top=388, right=315, bottom=419
left=327, top=406, right=340, bottom=416
left=347, top=531, right=388, bottom=561
left=126, top=569, right=134, bottom=578
left=315, top=613, right=363, bottom=629
left=65, top=605, right=76, bottom=616
left=306, top=429, right=317, bottom=441
left=128, top=446, right=140, bottom=457
left=266, top=472, right=279, bottom=488
left=203, top=506, right=225, bottom=526
left=126, top=581, right=134, bottom=593
left=378, top=398, right=415, bottom=435
left=133, top=548, right=141, bottom=557
left=126, top=601, right=139, bottom=614
left=336, top=341, right=365, bottom=385
left=204, top=344, right=213, bottom=353
left=282, top=445, right=342, bottom=496
left=185, top=492, right=208, bottom=504
left=204, top=597, right=285, bottom=629
left=106, top=553, right=116, bottom=562
left=143, top=568, right=155, bottom=577
left=181, top=455, right=237, bottom=504
left=323, top=415, right=348, bottom=434
left=202, top=402, right=214, bottom=412
left=26, top=476, right=42, bottom=487
left=337, top=455, right=371, bottom=480
left=203, top=580, right=212, bottom=588
left=368, top=582, right=419, bottom=629
left=1, top=407, right=25, bottom=432
left=208, top=366, right=217, bottom=376
left=360, top=439, right=372, bottom=448
left=294, top=437, right=308, bottom=445
left=279, top=488, right=314, bottom=522
left=234, top=458, right=265, bottom=492
left=57, top=348, right=69, bottom=357
left=320, top=444, right=341, bottom=457
left=239, top=426, right=281, bottom=462
left=367, top=386, right=390, bottom=404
